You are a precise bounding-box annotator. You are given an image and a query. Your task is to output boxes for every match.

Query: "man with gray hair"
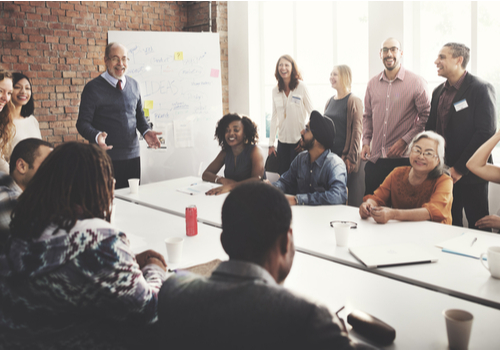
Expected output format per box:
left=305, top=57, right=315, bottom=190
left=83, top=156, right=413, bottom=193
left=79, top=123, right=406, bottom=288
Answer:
left=426, top=42, right=496, bottom=230
left=77, top=42, right=162, bottom=189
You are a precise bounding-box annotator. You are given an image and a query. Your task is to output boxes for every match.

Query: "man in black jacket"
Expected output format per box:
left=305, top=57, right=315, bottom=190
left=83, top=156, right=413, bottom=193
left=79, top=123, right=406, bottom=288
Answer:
left=426, top=42, right=496, bottom=230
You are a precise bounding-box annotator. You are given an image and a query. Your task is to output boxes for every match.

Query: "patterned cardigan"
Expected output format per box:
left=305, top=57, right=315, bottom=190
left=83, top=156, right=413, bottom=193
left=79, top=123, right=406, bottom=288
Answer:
left=0, top=218, right=166, bottom=348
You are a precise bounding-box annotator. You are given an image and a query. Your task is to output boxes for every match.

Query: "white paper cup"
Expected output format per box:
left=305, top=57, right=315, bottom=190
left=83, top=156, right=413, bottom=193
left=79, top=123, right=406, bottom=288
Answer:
left=165, top=237, right=184, bottom=263
left=443, top=309, right=473, bottom=350
left=128, top=178, right=140, bottom=194
left=480, top=246, right=500, bottom=279
left=332, top=223, right=351, bottom=247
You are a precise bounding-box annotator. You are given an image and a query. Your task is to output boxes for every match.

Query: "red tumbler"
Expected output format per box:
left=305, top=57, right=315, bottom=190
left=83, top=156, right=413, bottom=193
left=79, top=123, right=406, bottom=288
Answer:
left=186, top=205, right=198, bottom=236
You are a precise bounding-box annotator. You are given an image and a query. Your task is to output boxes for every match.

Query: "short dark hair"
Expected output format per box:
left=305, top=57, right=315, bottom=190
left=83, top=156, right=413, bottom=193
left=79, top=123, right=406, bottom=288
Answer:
left=9, top=138, right=52, bottom=175
left=220, top=182, right=292, bottom=263
left=214, top=113, right=259, bottom=151
left=10, top=142, right=114, bottom=240
left=444, top=42, right=470, bottom=69
left=12, top=72, right=35, bottom=117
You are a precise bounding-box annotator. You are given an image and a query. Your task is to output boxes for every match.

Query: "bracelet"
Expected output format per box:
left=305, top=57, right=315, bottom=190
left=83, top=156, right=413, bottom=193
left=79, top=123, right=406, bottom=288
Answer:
left=215, top=176, right=220, bottom=183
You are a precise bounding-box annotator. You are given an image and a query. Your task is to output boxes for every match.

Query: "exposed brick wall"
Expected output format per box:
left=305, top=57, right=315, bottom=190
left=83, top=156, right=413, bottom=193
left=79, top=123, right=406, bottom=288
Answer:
left=0, top=1, right=228, bottom=145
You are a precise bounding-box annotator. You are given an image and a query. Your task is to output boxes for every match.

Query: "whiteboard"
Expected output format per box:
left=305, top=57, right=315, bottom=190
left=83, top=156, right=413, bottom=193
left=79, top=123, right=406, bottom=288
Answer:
left=108, top=31, right=223, bottom=184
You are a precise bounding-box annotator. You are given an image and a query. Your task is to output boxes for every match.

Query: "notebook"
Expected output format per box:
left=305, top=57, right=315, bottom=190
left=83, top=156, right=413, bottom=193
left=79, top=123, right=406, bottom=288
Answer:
left=349, top=244, right=438, bottom=269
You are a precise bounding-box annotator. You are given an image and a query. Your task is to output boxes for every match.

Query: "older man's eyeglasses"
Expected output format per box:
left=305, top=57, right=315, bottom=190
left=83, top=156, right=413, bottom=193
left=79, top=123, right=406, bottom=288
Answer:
left=410, top=147, right=437, bottom=159
left=109, top=56, right=130, bottom=64
left=381, top=47, right=400, bottom=54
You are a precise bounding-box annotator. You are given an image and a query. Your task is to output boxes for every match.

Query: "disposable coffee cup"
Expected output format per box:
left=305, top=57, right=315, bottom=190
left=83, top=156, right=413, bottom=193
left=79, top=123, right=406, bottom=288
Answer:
left=332, top=223, right=351, bottom=247
left=165, top=237, right=184, bottom=263
left=480, top=246, right=500, bottom=279
left=128, top=178, right=140, bottom=194
left=443, top=309, right=473, bottom=350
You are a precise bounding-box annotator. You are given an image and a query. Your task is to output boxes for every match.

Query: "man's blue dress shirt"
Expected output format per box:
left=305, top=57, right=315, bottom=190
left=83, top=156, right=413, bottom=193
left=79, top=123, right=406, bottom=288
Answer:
left=273, top=149, right=347, bottom=205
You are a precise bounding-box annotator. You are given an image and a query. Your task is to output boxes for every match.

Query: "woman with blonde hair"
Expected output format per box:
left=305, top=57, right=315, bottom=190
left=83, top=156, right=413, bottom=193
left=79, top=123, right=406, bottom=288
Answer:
left=0, top=71, right=15, bottom=173
left=269, top=55, right=313, bottom=175
left=324, top=65, right=363, bottom=205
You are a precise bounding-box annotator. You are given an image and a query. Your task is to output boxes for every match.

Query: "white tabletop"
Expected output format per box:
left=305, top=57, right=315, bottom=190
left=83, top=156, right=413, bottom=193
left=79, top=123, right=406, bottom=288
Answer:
left=114, top=176, right=225, bottom=227
left=113, top=198, right=500, bottom=349
left=112, top=198, right=227, bottom=269
left=291, top=205, right=500, bottom=309
left=287, top=252, right=500, bottom=349
left=114, top=177, right=500, bottom=309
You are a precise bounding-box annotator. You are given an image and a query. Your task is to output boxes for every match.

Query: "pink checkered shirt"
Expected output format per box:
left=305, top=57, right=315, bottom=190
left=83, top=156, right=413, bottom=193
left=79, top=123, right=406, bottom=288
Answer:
left=363, top=65, right=431, bottom=162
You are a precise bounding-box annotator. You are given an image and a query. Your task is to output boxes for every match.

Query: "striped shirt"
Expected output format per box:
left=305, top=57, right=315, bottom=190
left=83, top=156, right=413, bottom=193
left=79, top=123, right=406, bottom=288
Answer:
left=363, top=65, right=431, bottom=163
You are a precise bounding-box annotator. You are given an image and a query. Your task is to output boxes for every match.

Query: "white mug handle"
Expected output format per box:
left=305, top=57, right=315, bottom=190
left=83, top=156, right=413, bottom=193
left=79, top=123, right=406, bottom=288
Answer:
left=480, top=253, right=489, bottom=271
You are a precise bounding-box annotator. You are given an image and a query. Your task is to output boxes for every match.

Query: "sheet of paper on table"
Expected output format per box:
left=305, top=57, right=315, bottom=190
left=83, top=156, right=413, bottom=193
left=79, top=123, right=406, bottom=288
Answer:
left=177, top=182, right=221, bottom=195
left=436, top=232, right=500, bottom=259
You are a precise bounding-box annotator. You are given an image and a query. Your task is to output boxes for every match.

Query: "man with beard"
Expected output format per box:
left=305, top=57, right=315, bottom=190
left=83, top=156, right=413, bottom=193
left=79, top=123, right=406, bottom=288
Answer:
left=428, top=43, right=496, bottom=230
left=77, top=42, right=162, bottom=189
left=361, top=37, right=431, bottom=195
left=272, top=110, right=347, bottom=205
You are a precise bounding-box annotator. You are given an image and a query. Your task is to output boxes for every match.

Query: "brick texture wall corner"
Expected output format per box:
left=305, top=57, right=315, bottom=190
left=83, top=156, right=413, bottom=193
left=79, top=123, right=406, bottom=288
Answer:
left=0, top=1, right=228, bottom=145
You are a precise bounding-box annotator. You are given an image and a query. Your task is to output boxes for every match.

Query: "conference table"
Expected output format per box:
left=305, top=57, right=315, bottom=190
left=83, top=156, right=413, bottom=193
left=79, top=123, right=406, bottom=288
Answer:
left=115, top=177, right=500, bottom=309
left=113, top=198, right=500, bottom=349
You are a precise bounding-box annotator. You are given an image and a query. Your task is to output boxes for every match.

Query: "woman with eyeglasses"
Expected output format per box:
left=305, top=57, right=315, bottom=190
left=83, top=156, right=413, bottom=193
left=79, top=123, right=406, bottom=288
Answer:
left=11, top=73, right=42, bottom=151
left=324, top=65, right=363, bottom=205
left=359, top=131, right=452, bottom=224
left=269, top=55, right=313, bottom=175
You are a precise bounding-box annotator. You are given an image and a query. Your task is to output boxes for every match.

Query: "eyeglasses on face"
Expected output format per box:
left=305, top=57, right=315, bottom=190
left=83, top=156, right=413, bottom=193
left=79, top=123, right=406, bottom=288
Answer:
left=304, top=125, right=311, bottom=133
left=108, top=56, right=130, bottom=63
left=410, top=147, right=437, bottom=159
left=381, top=47, right=400, bottom=54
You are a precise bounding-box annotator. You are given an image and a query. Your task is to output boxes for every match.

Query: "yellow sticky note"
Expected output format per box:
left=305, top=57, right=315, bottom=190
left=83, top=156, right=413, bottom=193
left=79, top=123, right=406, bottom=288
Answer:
left=174, top=52, right=183, bottom=60
left=144, top=100, right=153, bottom=109
left=143, top=108, right=149, bottom=117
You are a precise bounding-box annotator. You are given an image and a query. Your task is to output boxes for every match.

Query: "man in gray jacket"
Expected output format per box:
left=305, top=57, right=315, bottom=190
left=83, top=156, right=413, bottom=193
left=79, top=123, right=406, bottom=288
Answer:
left=158, top=182, right=359, bottom=349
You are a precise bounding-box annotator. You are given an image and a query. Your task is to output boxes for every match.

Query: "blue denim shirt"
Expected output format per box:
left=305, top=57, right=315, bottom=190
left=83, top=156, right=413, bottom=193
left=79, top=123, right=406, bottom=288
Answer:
left=273, top=150, right=347, bottom=205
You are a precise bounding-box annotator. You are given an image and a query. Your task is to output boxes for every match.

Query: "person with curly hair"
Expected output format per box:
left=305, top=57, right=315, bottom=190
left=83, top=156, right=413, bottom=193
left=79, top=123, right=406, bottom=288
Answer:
left=10, top=73, right=42, bottom=151
left=0, top=71, right=15, bottom=174
left=269, top=55, right=313, bottom=175
left=0, top=142, right=167, bottom=348
left=203, top=113, right=265, bottom=195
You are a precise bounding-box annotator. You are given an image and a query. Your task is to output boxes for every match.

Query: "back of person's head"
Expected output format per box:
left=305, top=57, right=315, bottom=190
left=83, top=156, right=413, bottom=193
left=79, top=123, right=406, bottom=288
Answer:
left=221, top=182, right=292, bottom=264
left=12, top=72, right=35, bottom=117
left=10, top=142, right=114, bottom=240
left=9, top=138, right=52, bottom=176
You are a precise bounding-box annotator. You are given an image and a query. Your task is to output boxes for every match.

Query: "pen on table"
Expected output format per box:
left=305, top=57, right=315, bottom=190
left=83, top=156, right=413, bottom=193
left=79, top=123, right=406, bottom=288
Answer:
left=470, top=237, right=477, bottom=247
left=168, top=268, right=178, bottom=273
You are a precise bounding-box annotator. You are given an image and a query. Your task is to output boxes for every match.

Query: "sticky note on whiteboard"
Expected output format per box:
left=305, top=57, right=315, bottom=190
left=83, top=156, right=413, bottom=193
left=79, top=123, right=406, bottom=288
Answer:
left=210, top=68, right=219, bottom=78
left=174, top=52, right=183, bottom=60
left=143, top=108, right=149, bottom=117
left=144, top=100, right=153, bottom=109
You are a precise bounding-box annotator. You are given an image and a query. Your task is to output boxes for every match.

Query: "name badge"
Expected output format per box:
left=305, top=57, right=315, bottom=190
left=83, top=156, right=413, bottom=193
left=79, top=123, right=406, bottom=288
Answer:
left=454, top=99, right=468, bottom=112
left=292, top=96, right=302, bottom=105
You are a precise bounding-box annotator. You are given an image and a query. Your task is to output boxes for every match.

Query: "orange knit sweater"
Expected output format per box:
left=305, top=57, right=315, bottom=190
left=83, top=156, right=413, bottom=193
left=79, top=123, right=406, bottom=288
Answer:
left=363, top=166, right=453, bottom=225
